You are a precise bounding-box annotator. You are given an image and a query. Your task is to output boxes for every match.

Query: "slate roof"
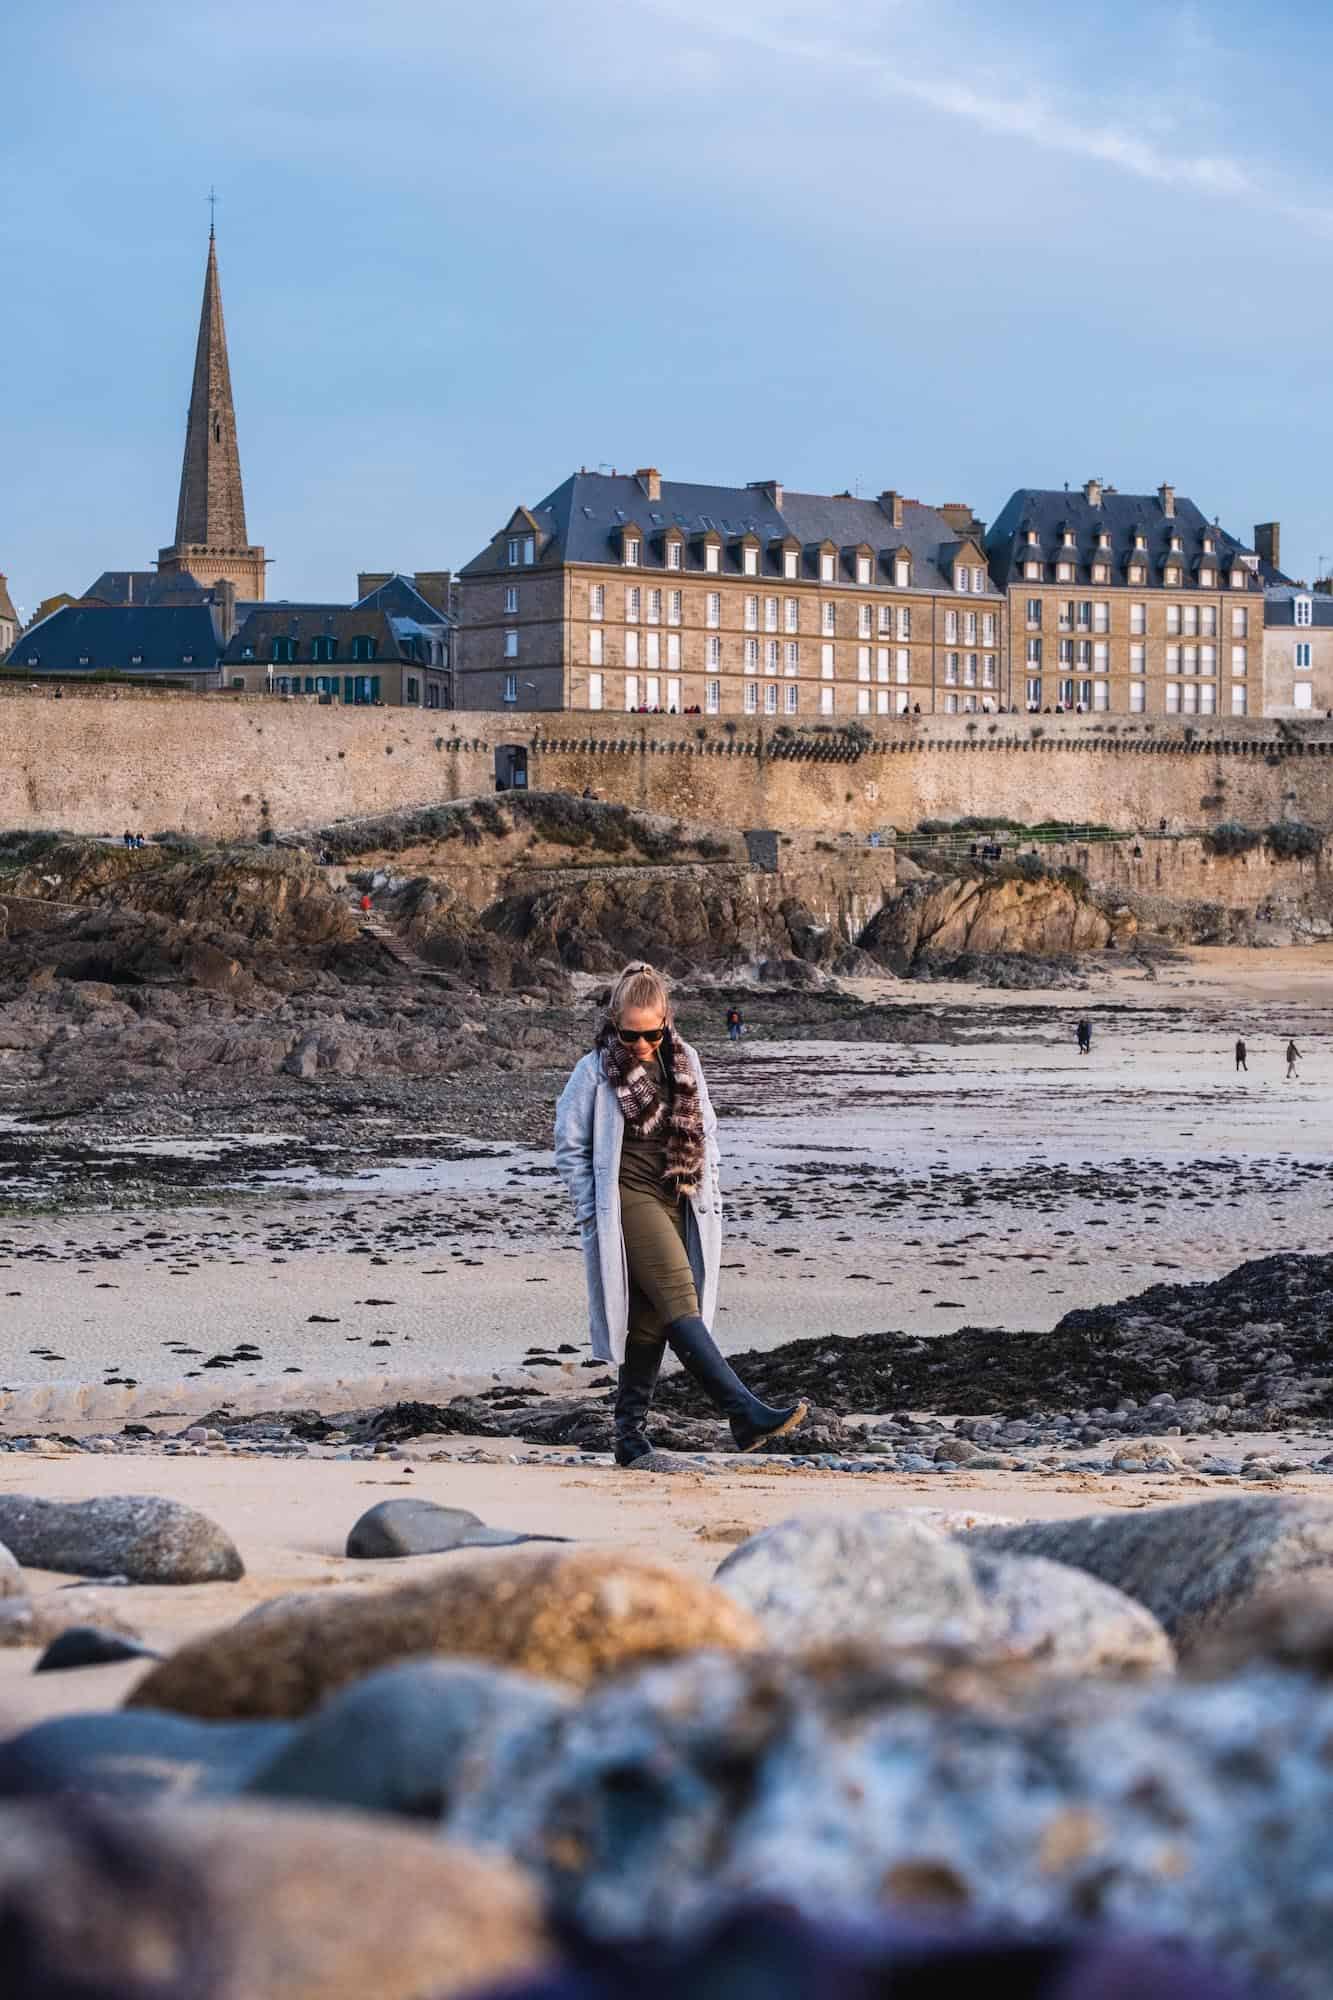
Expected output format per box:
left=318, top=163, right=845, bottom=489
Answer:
left=222, top=606, right=427, bottom=665
left=82, top=570, right=211, bottom=607
left=355, top=574, right=454, bottom=625
left=5, top=604, right=223, bottom=674
left=1265, top=586, right=1333, bottom=628
left=985, top=488, right=1265, bottom=591
left=460, top=472, right=995, bottom=593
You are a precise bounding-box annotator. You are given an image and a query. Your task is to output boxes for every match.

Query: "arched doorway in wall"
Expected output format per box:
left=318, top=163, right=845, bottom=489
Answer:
left=495, top=744, right=528, bottom=792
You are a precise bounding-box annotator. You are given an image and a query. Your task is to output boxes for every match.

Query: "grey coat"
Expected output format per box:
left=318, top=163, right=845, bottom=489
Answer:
left=553, top=1040, right=723, bottom=1364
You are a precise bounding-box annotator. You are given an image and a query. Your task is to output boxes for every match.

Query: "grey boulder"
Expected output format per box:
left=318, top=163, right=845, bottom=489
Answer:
left=966, top=1495, right=1333, bottom=1652
left=35, top=1627, right=162, bottom=1673
left=0, top=1709, right=292, bottom=1802
left=346, top=1499, right=567, bottom=1560
left=242, top=1658, right=570, bottom=1819
left=0, top=1494, right=243, bottom=1585
left=715, top=1510, right=1171, bottom=1674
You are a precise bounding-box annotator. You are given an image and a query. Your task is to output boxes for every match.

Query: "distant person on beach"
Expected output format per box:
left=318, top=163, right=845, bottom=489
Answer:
left=555, top=960, right=806, bottom=1467
left=1235, top=1037, right=1248, bottom=1072
left=726, top=1006, right=743, bottom=1042
left=1286, top=1039, right=1301, bottom=1079
left=1076, top=1019, right=1091, bottom=1055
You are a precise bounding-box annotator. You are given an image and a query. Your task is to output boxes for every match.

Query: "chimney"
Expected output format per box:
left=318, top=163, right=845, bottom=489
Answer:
left=1254, top=522, right=1281, bottom=573
left=357, top=572, right=391, bottom=602
left=1083, top=477, right=1102, bottom=507
left=880, top=490, right=904, bottom=531
left=937, top=502, right=980, bottom=538
left=412, top=570, right=453, bottom=615
left=635, top=467, right=661, bottom=502
left=1158, top=483, right=1175, bottom=519
left=211, top=578, right=237, bottom=643
left=748, top=479, right=784, bottom=509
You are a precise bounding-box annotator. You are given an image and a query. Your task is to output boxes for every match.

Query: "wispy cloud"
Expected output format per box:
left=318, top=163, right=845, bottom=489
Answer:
left=641, top=0, right=1328, bottom=222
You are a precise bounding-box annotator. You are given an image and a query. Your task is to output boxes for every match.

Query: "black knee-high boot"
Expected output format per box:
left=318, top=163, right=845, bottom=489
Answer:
left=614, top=1337, right=665, bottom=1467
left=662, top=1315, right=807, bottom=1453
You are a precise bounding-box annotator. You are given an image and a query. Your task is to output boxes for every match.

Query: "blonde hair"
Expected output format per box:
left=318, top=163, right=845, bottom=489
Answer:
left=607, top=961, right=672, bottom=1026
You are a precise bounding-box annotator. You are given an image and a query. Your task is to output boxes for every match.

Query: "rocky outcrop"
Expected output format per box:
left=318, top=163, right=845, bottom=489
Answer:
left=858, top=869, right=1128, bottom=974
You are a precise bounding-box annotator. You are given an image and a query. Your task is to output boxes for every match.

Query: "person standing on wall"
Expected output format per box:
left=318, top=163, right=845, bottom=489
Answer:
left=555, top=962, right=806, bottom=1467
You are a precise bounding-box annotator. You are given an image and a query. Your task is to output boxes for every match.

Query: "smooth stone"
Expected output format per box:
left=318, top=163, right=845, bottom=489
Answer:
left=127, top=1549, right=762, bottom=1718
left=345, top=1498, right=568, bottom=1559
left=243, top=1659, right=570, bottom=1818
left=967, top=1496, right=1333, bottom=1652
left=0, top=1797, right=550, bottom=2000
left=716, top=1511, right=1171, bottom=1674
left=0, top=1710, right=292, bottom=1802
left=35, top=1627, right=162, bottom=1673
left=0, top=1544, right=23, bottom=1599
left=0, top=1494, right=243, bottom=1585
left=714, top=1513, right=983, bottom=1651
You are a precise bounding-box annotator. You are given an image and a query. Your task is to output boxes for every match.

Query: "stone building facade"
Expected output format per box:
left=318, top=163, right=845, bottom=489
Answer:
left=0, top=574, right=19, bottom=657
left=985, top=481, right=1275, bottom=719
left=220, top=578, right=449, bottom=709
left=456, top=471, right=1004, bottom=717
left=1264, top=585, right=1333, bottom=718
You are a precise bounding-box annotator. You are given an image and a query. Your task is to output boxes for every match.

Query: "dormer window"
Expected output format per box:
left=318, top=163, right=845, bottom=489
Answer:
left=507, top=537, right=519, bottom=565
left=954, top=565, right=969, bottom=592
left=1296, top=596, right=1313, bottom=626
left=1062, top=530, right=1075, bottom=548
left=1098, top=531, right=1111, bottom=549
left=1025, top=528, right=1039, bottom=546
left=523, top=535, right=535, bottom=565
left=1230, top=568, right=1245, bottom=589
left=1023, top=560, right=1041, bottom=581
left=1169, top=535, right=1182, bottom=553
left=1199, top=567, right=1215, bottom=588
left=820, top=551, right=835, bottom=583
left=666, top=538, right=682, bottom=571
left=856, top=554, right=872, bottom=585
left=743, top=546, right=758, bottom=576
left=1203, top=534, right=1216, bottom=554
left=1092, top=563, right=1109, bottom=583
left=784, top=549, right=798, bottom=579
left=1134, top=533, right=1146, bottom=550
left=1128, top=563, right=1146, bottom=585
left=895, top=555, right=911, bottom=589
left=1164, top=564, right=1182, bottom=586
left=705, top=543, right=720, bottom=573
left=1056, top=562, right=1074, bottom=582
left=624, top=536, right=641, bottom=568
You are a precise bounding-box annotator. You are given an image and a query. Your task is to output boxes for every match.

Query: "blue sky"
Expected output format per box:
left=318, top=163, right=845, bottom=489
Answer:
left=4, top=0, right=1331, bottom=614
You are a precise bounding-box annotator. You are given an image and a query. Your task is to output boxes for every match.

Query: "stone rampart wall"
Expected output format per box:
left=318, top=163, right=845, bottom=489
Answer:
left=3, top=687, right=1333, bottom=839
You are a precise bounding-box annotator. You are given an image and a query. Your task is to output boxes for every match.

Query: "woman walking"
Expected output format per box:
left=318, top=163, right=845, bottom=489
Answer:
left=555, top=962, right=806, bottom=1466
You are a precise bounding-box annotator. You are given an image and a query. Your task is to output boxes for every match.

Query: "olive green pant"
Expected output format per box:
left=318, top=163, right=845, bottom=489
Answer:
left=621, top=1188, right=699, bottom=1358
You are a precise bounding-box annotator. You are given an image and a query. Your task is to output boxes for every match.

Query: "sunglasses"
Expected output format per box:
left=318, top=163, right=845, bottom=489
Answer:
left=617, top=1025, right=666, bottom=1046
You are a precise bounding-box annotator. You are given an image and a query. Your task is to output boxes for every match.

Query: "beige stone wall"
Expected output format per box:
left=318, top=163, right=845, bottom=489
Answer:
left=1263, top=619, right=1333, bottom=718
left=3, top=689, right=1333, bottom=840
left=1007, top=583, right=1261, bottom=719
left=459, top=561, right=1003, bottom=718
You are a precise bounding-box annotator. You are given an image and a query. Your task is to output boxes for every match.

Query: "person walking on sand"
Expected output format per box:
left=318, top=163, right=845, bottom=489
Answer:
left=555, top=961, right=807, bottom=1467
left=1286, top=1038, right=1301, bottom=1080
left=1076, top=1018, right=1092, bottom=1056
left=1235, top=1037, right=1248, bottom=1073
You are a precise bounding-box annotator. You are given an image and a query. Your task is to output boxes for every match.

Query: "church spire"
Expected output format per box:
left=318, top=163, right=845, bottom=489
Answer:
left=173, top=228, right=248, bottom=549
left=158, top=225, right=267, bottom=600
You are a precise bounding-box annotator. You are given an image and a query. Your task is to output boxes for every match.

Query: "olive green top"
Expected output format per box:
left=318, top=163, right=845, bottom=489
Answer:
left=618, top=1052, right=673, bottom=1198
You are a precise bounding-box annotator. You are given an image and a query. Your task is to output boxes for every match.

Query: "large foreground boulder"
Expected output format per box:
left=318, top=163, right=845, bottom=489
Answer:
left=441, top=1647, right=1333, bottom=1995
left=964, top=1495, right=1333, bottom=1651
left=0, top=1495, right=243, bottom=1585
left=715, top=1512, right=1171, bottom=1675
left=0, top=1798, right=549, bottom=2000
left=126, top=1549, right=760, bottom=1718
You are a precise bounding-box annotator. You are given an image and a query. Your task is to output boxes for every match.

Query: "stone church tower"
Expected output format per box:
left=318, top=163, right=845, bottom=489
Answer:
left=157, top=227, right=267, bottom=600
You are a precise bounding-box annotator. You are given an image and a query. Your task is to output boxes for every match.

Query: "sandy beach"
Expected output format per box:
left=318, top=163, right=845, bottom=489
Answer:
left=1, top=946, right=1328, bottom=1428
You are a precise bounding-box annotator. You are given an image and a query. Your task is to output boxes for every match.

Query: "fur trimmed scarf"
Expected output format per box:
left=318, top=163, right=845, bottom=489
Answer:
left=597, top=1020, right=706, bottom=1198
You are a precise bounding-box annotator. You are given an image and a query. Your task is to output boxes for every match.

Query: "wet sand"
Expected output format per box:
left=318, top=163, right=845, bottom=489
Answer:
left=0, top=947, right=1328, bottom=1429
